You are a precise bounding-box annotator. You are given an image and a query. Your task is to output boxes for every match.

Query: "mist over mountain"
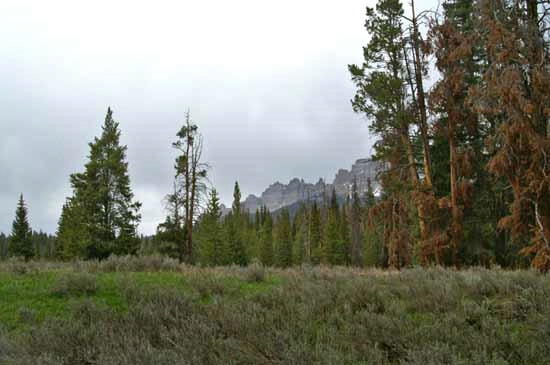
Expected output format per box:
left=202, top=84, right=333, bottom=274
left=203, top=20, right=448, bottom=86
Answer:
left=238, top=158, right=383, bottom=214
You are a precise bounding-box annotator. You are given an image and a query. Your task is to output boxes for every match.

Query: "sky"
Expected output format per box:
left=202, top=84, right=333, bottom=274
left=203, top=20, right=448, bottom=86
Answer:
left=0, top=0, right=438, bottom=235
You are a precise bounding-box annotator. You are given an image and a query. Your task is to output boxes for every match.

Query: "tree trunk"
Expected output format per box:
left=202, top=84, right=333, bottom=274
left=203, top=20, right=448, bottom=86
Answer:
left=449, top=130, right=462, bottom=268
left=410, top=0, right=433, bottom=190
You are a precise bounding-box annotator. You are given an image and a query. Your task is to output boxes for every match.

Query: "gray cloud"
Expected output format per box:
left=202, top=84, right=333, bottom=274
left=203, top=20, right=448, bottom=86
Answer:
left=0, top=0, right=437, bottom=234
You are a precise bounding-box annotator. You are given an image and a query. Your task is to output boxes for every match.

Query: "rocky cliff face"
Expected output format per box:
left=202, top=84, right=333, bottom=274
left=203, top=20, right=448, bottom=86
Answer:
left=242, top=158, right=383, bottom=213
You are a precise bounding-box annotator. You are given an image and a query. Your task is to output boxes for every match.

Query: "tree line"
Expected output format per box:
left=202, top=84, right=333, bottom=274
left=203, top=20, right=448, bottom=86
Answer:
left=3, top=0, right=549, bottom=271
left=349, top=0, right=550, bottom=271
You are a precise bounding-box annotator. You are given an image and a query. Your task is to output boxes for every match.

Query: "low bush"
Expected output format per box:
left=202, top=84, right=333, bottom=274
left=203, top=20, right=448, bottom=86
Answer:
left=50, top=272, right=99, bottom=296
left=243, top=259, right=265, bottom=282
left=1, top=266, right=549, bottom=364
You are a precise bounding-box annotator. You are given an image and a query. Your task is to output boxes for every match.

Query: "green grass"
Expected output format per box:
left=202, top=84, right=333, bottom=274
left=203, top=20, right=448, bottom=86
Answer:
left=0, top=270, right=279, bottom=332
left=1, top=259, right=550, bottom=365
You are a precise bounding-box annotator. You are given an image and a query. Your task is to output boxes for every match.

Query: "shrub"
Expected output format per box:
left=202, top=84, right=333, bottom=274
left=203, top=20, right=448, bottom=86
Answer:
left=51, top=272, right=99, bottom=296
left=243, top=259, right=265, bottom=282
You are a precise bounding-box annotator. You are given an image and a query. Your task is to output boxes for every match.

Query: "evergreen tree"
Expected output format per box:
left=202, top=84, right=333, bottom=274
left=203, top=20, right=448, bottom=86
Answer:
left=0, top=233, right=7, bottom=259
left=226, top=181, right=248, bottom=265
left=349, top=0, right=417, bottom=267
left=31, top=230, right=56, bottom=259
left=292, top=204, right=309, bottom=265
left=429, top=0, right=481, bottom=266
left=275, top=208, right=293, bottom=267
left=197, top=188, right=224, bottom=266
left=310, top=201, right=322, bottom=264
left=340, top=196, right=351, bottom=265
left=9, top=194, right=33, bottom=260
left=56, top=198, right=90, bottom=259
left=0, top=233, right=6, bottom=259
left=259, top=206, right=274, bottom=266
left=363, top=178, right=384, bottom=267
left=61, top=108, right=141, bottom=259
left=323, top=189, right=344, bottom=265
left=153, top=215, right=180, bottom=258
left=475, top=0, right=550, bottom=271
left=350, top=179, right=363, bottom=266
left=171, top=111, right=208, bottom=263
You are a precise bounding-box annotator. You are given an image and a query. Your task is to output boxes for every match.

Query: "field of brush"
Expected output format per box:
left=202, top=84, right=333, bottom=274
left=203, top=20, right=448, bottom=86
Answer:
left=0, top=256, right=549, bottom=365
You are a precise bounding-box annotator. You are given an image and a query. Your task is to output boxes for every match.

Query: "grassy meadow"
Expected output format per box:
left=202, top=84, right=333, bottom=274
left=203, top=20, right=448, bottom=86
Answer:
left=0, top=256, right=549, bottom=364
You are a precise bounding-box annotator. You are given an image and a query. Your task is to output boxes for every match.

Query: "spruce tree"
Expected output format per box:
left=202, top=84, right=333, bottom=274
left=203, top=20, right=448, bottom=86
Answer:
left=56, top=198, right=90, bottom=259
left=61, top=107, right=141, bottom=259
left=475, top=0, right=550, bottom=271
left=340, top=196, right=351, bottom=265
left=310, top=201, right=322, bottom=264
left=363, top=179, right=383, bottom=267
left=349, top=0, right=416, bottom=268
left=197, top=188, right=224, bottom=266
left=0, top=233, right=7, bottom=259
left=9, top=194, right=33, bottom=260
left=259, top=206, right=274, bottom=266
left=292, top=204, right=309, bottom=265
left=275, top=208, right=292, bottom=268
left=226, top=181, right=248, bottom=265
left=350, top=179, right=363, bottom=266
left=323, top=188, right=344, bottom=265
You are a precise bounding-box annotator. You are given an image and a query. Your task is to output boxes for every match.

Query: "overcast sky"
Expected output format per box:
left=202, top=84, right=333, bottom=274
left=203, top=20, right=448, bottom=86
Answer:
left=0, top=0, right=438, bottom=235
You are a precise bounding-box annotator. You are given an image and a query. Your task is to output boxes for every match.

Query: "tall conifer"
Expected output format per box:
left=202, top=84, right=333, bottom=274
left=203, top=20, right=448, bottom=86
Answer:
left=9, top=194, right=33, bottom=260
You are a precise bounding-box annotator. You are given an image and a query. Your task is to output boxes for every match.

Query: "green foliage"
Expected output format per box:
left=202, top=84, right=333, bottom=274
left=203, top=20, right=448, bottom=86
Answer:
left=197, top=189, right=225, bottom=266
left=259, top=206, right=274, bottom=266
left=170, top=111, right=209, bottom=263
left=51, top=272, right=99, bottom=296
left=58, top=108, right=141, bottom=260
left=310, top=201, right=322, bottom=264
left=151, top=216, right=181, bottom=258
left=275, top=208, right=292, bottom=267
left=322, top=189, right=345, bottom=265
left=0, top=233, right=7, bottom=259
left=225, top=182, right=248, bottom=266
left=2, top=266, right=550, bottom=365
left=9, top=195, right=33, bottom=260
left=292, top=204, right=308, bottom=265
left=56, top=199, right=90, bottom=260
left=350, top=179, right=363, bottom=266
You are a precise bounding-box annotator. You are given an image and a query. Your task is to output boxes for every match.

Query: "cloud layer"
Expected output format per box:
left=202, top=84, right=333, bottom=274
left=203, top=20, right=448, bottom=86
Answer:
left=0, top=0, right=436, bottom=234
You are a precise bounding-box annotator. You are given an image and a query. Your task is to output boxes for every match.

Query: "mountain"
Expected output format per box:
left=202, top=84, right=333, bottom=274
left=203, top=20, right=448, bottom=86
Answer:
left=242, top=158, right=383, bottom=214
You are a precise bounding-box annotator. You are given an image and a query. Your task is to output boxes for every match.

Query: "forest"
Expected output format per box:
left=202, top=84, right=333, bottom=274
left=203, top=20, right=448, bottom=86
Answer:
left=1, top=1, right=550, bottom=364
left=1, top=0, right=550, bottom=274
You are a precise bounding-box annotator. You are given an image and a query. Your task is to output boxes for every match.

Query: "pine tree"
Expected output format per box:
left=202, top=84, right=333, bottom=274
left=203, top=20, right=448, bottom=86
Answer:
left=62, top=108, right=141, bottom=259
left=0, top=233, right=6, bottom=259
left=172, top=111, right=208, bottom=263
left=349, top=0, right=417, bottom=267
left=56, top=198, right=90, bottom=259
left=322, top=189, right=343, bottom=265
left=0, top=233, right=7, bottom=259
left=197, top=188, right=224, bottom=266
left=340, top=196, right=351, bottom=265
left=292, top=204, right=309, bottom=265
left=155, top=182, right=184, bottom=258
left=153, top=215, right=181, bottom=258
left=429, top=0, right=481, bottom=266
left=350, top=179, right=363, bottom=266
left=310, top=201, right=322, bottom=264
left=275, top=208, right=293, bottom=267
left=9, top=194, right=33, bottom=260
left=474, top=0, right=550, bottom=271
left=259, top=206, right=274, bottom=266
left=226, top=181, right=248, bottom=265
left=363, top=179, right=384, bottom=267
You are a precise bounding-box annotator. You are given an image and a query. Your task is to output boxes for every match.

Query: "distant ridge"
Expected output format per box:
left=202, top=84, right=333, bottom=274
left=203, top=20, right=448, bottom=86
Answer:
left=241, top=158, right=384, bottom=214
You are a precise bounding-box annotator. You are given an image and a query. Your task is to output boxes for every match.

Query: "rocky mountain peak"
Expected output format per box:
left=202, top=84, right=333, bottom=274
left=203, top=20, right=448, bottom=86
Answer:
left=242, top=158, right=383, bottom=213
